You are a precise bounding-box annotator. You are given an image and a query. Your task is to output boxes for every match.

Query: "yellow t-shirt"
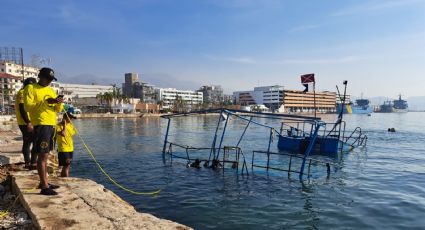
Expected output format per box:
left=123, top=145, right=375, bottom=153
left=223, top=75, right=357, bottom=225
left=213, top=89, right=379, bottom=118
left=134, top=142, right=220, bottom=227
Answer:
left=24, top=83, right=63, bottom=126
left=15, top=89, right=30, bottom=125
left=56, top=122, right=76, bottom=152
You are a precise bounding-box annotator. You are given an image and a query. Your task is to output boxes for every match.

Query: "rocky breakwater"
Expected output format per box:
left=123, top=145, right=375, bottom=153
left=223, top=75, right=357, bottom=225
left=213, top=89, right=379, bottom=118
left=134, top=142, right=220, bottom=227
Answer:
left=0, top=128, right=35, bottom=229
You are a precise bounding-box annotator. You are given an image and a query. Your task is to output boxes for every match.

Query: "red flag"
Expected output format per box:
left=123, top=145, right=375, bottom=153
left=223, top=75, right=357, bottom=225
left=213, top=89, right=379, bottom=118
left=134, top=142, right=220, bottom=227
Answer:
left=301, top=73, right=315, bottom=84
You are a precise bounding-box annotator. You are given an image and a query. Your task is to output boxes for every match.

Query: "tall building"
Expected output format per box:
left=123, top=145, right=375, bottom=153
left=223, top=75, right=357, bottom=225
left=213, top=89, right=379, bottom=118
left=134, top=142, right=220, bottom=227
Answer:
left=155, top=88, right=203, bottom=111
left=121, top=73, right=156, bottom=103
left=197, top=85, right=224, bottom=105
left=123, top=73, right=139, bottom=97
left=133, top=82, right=156, bottom=104
left=233, top=85, right=284, bottom=111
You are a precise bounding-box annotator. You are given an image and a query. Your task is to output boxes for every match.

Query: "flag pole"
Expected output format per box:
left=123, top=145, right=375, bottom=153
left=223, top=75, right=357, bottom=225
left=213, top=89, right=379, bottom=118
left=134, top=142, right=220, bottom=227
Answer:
left=313, top=82, right=316, bottom=118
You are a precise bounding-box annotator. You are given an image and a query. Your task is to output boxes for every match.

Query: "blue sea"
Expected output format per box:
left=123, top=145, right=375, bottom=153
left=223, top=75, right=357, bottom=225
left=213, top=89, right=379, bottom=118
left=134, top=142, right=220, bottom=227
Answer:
left=71, top=113, right=425, bottom=229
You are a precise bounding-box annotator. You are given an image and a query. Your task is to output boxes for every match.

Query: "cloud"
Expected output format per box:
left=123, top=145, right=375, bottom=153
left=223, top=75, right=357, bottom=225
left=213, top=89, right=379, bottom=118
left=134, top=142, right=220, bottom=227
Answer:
left=204, top=54, right=256, bottom=64
left=278, top=56, right=364, bottom=64
left=332, top=0, right=425, bottom=16
left=206, top=0, right=281, bottom=9
left=50, top=2, right=126, bottom=30
left=288, top=24, right=322, bottom=33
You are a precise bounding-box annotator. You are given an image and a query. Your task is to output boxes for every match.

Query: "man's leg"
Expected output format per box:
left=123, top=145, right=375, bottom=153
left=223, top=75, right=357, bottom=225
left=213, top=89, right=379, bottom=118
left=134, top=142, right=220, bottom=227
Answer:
left=18, top=125, right=31, bottom=167
left=30, top=132, right=37, bottom=170
left=37, top=153, right=49, bottom=189
left=33, top=126, right=58, bottom=195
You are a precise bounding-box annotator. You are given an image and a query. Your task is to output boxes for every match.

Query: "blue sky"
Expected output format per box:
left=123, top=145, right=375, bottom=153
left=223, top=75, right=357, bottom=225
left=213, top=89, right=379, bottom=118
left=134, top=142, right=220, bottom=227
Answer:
left=1, top=0, right=424, bottom=97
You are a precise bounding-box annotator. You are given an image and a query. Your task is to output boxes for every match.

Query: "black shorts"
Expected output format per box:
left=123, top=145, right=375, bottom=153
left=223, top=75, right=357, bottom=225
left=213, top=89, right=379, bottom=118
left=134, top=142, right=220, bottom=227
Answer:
left=33, top=125, right=55, bottom=154
left=18, top=125, right=34, bottom=142
left=58, top=152, right=73, bottom=166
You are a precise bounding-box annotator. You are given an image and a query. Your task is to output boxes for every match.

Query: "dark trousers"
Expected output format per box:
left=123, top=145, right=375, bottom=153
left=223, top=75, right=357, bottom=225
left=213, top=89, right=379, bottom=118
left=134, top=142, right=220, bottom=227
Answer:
left=18, top=125, right=37, bottom=165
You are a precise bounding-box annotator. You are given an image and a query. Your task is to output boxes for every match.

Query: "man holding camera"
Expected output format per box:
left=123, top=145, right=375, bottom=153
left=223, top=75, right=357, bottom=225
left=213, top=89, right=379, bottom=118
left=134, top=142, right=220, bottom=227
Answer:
left=24, top=67, right=64, bottom=195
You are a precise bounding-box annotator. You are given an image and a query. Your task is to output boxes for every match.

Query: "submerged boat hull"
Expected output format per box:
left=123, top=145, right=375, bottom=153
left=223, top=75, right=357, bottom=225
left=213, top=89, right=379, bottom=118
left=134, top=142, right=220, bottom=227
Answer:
left=277, top=135, right=352, bottom=158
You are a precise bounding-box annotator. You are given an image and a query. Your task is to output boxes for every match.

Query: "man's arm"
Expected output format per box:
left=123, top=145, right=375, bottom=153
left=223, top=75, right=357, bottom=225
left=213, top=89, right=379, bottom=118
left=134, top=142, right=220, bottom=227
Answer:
left=19, top=103, right=30, bottom=124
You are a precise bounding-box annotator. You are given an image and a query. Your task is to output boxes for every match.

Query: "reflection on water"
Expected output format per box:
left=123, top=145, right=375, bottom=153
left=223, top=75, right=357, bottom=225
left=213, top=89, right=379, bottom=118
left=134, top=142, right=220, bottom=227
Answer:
left=69, top=113, right=425, bottom=229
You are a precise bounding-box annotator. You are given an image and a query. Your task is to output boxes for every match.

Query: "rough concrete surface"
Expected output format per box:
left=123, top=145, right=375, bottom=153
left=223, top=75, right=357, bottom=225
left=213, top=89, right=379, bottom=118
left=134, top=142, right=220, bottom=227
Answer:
left=0, top=129, right=25, bottom=165
left=11, top=171, right=191, bottom=230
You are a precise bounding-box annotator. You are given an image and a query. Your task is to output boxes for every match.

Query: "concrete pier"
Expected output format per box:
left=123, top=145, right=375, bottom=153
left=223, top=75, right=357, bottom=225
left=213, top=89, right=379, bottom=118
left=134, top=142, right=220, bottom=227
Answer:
left=11, top=171, right=190, bottom=230
left=1, top=128, right=191, bottom=230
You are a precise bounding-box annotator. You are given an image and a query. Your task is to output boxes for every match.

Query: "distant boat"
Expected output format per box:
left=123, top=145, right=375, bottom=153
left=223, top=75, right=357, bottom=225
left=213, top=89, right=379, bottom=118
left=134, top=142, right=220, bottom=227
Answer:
left=337, top=99, right=373, bottom=114
left=375, top=95, right=408, bottom=113
left=393, top=94, right=408, bottom=113
left=376, top=101, right=393, bottom=113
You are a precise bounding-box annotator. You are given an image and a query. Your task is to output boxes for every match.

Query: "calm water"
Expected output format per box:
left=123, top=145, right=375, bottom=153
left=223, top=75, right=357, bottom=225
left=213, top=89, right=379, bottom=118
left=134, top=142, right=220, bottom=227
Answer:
left=70, top=113, right=425, bottom=229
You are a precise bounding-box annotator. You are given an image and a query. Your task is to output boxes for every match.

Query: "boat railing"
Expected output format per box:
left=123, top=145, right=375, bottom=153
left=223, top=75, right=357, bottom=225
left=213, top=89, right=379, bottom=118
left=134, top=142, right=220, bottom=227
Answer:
left=251, top=150, right=335, bottom=177
left=163, top=141, right=249, bottom=175
left=343, top=127, right=368, bottom=147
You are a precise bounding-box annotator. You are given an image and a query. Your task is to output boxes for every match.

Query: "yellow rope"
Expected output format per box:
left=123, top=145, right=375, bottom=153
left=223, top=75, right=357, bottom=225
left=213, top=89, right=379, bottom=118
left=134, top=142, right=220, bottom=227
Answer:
left=64, top=111, right=161, bottom=196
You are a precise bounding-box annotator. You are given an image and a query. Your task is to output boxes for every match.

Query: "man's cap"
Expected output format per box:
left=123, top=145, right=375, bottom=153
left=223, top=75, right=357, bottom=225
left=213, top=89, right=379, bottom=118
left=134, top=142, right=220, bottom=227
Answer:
left=63, top=111, right=77, bottom=119
left=23, top=77, right=37, bottom=87
left=38, top=67, right=57, bottom=81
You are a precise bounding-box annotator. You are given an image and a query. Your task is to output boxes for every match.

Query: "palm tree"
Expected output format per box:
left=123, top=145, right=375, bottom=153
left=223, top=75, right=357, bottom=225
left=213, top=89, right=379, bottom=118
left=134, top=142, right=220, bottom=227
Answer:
left=103, top=92, right=113, bottom=107
left=96, top=92, right=104, bottom=105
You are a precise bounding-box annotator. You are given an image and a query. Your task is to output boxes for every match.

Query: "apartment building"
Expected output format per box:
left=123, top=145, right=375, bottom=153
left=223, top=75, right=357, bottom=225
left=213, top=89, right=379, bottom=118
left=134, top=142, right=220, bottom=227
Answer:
left=0, top=61, right=39, bottom=79
left=233, top=85, right=284, bottom=111
left=0, top=73, right=22, bottom=108
left=197, top=85, right=224, bottom=105
left=155, top=88, right=203, bottom=111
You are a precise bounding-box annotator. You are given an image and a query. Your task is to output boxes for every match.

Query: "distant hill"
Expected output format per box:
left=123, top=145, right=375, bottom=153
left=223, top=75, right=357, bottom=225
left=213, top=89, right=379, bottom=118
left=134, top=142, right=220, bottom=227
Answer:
left=56, top=72, right=201, bottom=91
left=57, top=73, right=115, bottom=86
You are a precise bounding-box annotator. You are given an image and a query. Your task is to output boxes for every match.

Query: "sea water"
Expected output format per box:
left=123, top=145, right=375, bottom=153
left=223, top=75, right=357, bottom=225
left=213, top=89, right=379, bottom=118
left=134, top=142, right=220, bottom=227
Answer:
left=71, top=113, right=425, bottom=229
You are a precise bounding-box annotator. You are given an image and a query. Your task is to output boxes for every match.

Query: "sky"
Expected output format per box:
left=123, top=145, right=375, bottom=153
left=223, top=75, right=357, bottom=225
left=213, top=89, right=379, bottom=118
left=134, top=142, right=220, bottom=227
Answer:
left=1, top=0, right=425, bottom=97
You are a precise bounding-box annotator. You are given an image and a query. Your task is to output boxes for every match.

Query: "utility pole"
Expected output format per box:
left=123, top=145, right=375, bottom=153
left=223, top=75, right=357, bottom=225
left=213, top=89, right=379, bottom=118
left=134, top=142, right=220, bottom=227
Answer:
left=20, top=48, right=24, bottom=81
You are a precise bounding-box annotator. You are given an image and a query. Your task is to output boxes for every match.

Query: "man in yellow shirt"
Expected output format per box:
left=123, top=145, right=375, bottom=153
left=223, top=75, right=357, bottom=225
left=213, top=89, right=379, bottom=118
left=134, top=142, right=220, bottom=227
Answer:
left=56, top=112, right=77, bottom=177
left=24, top=67, right=64, bottom=196
left=15, top=77, right=37, bottom=168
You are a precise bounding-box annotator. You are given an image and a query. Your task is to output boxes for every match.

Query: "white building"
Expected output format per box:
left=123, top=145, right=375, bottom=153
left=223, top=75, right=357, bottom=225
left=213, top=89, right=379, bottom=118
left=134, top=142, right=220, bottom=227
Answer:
left=0, top=61, right=39, bottom=79
left=57, top=83, right=112, bottom=99
left=155, top=88, right=203, bottom=111
left=0, top=73, right=23, bottom=109
left=233, top=85, right=284, bottom=111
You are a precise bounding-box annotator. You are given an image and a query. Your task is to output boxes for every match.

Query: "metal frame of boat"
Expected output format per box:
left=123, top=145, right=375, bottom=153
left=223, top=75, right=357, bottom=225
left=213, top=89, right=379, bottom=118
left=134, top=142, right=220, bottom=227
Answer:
left=161, top=107, right=367, bottom=181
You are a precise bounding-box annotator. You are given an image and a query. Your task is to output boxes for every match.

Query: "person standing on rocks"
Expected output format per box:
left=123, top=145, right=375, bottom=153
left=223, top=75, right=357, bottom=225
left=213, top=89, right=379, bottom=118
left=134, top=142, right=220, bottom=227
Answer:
left=24, top=67, right=64, bottom=196
left=56, top=112, right=77, bottom=177
left=15, top=77, right=37, bottom=169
